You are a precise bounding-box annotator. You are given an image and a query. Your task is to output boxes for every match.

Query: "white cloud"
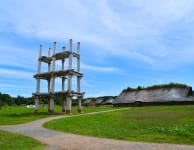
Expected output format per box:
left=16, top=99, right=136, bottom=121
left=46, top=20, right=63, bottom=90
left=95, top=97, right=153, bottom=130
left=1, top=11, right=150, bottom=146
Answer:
left=0, top=46, right=37, bottom=70
left=0, top=83, right=32, bottom=89
left=0, top=68, right=33, bottom=79
left=81, top=63, right=120, bottom=72
left=1, top=0, right=194, bottom=67
left=86, top=91, right=105, bottom=98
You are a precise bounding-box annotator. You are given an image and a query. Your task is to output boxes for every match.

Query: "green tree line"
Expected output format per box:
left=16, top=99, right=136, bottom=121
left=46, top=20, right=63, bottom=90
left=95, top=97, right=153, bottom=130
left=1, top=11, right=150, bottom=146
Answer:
left=0, top=92, right=78, bottom=108
left=0, top=92, right=34, bottom=107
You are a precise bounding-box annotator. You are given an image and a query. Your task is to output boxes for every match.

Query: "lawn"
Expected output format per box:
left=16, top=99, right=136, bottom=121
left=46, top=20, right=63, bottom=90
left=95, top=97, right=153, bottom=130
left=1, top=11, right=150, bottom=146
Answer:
left=0, top=105, right=115, bottom=150
left=44, top=105, right=194, bottom=145
left=0, top=130, right=45, bottom=150
left=0, top=105, right=114, bottom=125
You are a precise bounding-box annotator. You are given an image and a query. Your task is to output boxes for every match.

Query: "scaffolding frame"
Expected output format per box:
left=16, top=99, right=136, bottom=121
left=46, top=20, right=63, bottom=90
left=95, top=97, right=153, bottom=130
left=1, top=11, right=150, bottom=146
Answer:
left=33, top=39, right=84, bottom=113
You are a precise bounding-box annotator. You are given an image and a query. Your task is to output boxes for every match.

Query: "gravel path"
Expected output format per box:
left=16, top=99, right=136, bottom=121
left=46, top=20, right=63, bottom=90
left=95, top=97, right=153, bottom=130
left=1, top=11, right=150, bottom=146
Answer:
left=0, top=109, right=194, bottom=150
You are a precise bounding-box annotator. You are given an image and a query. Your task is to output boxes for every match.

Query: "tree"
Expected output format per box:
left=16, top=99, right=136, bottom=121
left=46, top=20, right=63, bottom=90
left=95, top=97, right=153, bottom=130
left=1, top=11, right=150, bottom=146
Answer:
left=0, top=92, right=3, bottom=108
left=0, top=94, right=14, bottom=105
left=137, top=86, right=142, bottom=90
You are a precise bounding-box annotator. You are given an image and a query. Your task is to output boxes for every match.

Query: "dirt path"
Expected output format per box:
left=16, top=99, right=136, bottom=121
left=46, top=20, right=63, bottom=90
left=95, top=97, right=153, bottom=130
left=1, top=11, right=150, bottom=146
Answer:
left=0, top=108, right=194, bottom=150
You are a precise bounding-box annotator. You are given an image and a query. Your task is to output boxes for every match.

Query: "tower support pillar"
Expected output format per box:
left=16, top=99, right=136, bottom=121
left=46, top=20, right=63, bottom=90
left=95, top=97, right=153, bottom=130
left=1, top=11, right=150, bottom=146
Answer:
left=78, top=96, right=82, bottom=113
left=66, top=96, right=72, bottom=114
left=49, top=97, right=54, bottom=112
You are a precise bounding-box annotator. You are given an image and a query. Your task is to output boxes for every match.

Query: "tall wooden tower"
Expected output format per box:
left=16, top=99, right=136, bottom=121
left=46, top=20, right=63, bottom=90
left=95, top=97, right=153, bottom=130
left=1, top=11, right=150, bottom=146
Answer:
left=33, top=39, right=84, bottom=113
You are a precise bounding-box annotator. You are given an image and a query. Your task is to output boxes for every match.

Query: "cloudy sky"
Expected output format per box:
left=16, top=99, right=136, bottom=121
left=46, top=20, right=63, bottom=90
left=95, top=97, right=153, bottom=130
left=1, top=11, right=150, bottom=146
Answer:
left=0, top=0, right=194, bottom=97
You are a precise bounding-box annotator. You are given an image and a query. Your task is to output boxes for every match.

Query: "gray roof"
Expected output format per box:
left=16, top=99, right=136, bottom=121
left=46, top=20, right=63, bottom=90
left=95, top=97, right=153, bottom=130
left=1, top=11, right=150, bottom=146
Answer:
left=114, top=87, right=194, bottom=104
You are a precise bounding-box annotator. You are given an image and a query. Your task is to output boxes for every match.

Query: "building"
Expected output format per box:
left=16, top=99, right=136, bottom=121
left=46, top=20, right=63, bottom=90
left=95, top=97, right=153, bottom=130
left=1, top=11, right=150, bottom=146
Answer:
left=113, top=84, right=194, bottom=106
left=83, top=99, right=95, bottom=106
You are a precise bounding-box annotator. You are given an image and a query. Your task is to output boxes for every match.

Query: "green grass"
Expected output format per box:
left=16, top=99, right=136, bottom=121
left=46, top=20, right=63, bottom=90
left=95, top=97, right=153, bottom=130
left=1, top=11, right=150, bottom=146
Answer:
left=44, top=105, right=194, bottom=145
left=0, top=130, right=45, bottom=150
left=123, top=82, right=188, bottom=92
left=0, top=105, right=114, bottom=125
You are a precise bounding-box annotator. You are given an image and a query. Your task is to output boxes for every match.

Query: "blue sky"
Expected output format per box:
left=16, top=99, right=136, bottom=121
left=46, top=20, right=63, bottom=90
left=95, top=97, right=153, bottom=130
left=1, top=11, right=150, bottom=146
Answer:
left=0, top=0, right=194, bottom=97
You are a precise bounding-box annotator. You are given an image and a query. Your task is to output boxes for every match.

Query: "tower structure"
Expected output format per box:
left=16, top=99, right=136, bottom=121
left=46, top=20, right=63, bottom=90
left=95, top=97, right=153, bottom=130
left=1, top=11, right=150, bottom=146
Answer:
left=33, top=39, right=84, bottom=113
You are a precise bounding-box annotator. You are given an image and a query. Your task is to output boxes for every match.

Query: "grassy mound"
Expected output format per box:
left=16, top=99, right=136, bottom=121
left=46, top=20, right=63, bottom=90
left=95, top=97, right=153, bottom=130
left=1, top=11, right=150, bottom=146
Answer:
left=123, top=83, right=188, bottom=92
left=44, top=105, right=194, bottom=145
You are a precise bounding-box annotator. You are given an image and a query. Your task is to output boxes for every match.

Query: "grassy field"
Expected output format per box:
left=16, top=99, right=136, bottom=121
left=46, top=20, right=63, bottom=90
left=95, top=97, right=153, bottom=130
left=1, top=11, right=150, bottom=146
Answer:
left=44, top=105, right=194, bottom=145
left=0, top=130, right=45, bottom=150
left=0, top=105, right=114, bottom=125
left=0, top=105, right=115, bottom=150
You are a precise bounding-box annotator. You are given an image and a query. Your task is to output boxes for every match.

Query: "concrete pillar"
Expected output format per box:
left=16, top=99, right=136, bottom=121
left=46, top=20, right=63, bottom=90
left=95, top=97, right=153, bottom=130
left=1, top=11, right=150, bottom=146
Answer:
left=66, top=39, right=73, bottom=114
left=49, top=97, right=54, bottom=113
left=62, top=78, right=66, bottom=112
left=77, top=42, right=81, bottom=92
left=77, top=42, right=82, bottom=113
left=35, top=98, right=39, bottom=113
left=77, top=42, right=80, bottom=72
left=66, top=74, right=72, bottom=114
left=66, top=96, right=72, bottom=114
left=62, top=46, right=66, bottom=112
left=35, top=45, right=43, bottom=112
left=38, top=45, right=42, bottom=74
left=62, top=46, right=66, bottom=91
left=36, top=78, right=41, bottom=95
left=62, top=99, right=66, bottom=112
left=47, top=79, right=51, bottom=112
left=48, top=48, right=51, bottom=93
left=68, top=40, right=72, bottom=94
left=77, top=77, right=81, bottom=113
left=49, top=42, right=56, bottom=112
left=77, top=77, right=81, bottom=92
left=69, top=39, right=73, bottom=69
left=62, top=72, right=65, bottom=91
left=78, top=96, right=82, bottom=113
left=48, top=48, right=51, bottom=109
left=48, top=80, right=51, bottom=93
left=68, top=39, right=73, bottom=93
left=48, top=48, right=52, bottom=72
